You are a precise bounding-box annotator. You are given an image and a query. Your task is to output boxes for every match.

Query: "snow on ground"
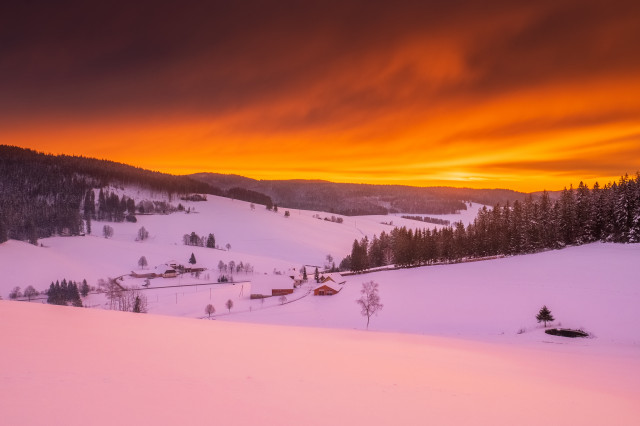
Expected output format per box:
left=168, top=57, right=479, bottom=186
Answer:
left=2, top=301, right=639, bottom=426
left=2, top=193, right=639, bottom=424
left=226, top=242, right=640, bottom=348
left=0, top=196, right=482, bottom=299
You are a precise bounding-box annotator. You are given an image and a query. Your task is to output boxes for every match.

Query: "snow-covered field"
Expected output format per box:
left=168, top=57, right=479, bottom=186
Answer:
left=1, top=194, right=639, bottom=425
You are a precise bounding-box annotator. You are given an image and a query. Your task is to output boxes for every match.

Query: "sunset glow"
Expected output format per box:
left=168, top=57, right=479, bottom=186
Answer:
left=2, top=0, right=639, bottom=191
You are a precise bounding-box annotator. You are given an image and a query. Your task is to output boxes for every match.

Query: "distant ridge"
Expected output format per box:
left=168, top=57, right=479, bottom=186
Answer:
left=190, top=172, right=530, bottom=216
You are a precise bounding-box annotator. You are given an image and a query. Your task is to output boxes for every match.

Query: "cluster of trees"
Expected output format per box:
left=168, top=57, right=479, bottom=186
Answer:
left=217, top=260, right=254, bottom=275
left=217, top=260, right=253, bottom=282
left=343, top=175, right=640, bottom=271
left=183, top=232, right=216, bottom=248
left=9, top=285, right=39, bottom=301
left=92, top=189, right=137, bottom=223
left=138, top=200, right=177, bottom=215
left=401, top=216, right=451, bottom=226
left=0, top=145, right=222, bottom=244
left=46, top=279, right=88, bottom=306
left=98, top=278, right=147, bottom=313
left=312, top=214, right=344, bottom=223
left=227, top=187, right=274, bottom=209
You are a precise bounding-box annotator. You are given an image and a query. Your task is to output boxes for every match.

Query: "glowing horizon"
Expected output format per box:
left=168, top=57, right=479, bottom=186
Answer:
left=2, top=0, right=639, bottom=193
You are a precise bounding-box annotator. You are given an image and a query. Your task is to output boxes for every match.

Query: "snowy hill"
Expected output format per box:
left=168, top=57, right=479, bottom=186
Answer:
left=2, top=189, right=640, bottom=424
left=2, top=301, right=639, bottom=426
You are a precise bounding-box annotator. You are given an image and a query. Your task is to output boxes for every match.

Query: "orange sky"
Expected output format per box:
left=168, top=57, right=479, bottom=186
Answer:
left=1, top=0, right=639, bottom=192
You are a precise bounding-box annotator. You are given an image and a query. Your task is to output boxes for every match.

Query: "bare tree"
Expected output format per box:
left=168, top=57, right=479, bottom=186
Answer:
left=279, top=295, right=287, bottom=305
left=9, top=286, right=22, bottom=300
left=24, top=285, right=38, bottom=301
left=225, top=299, right=234, bottom=313
left=102, top=225, right=114, bottom=239
left=205, top=304, right=215, bottom=318
left=138, top=256, right=148, bottom=269
left=98, top=278, right=122, bottom=310
left=136, top=226, right=149, bottom=241
left=356, top=281, right=383, bottom=329
left=225, top=243, right=231, bottom=251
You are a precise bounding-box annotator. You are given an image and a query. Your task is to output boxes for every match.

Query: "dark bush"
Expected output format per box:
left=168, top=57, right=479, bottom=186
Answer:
left=545, top=328, right=589, bottom=338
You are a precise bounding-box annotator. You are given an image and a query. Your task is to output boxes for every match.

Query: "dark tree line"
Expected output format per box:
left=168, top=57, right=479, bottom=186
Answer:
left=227, top=187, right=274, bottom=209
left=46, top=279, right=88, bottom=307
left=343, top=174, right=640, bottom=271
left=183, top=232, right=216, bottom=248
left=0, top=145, right=223, bottom=244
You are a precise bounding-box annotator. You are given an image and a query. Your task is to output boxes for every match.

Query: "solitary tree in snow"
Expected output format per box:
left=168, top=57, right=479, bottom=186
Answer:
left=302, top=267, right=308, bottom=281
left=225, top=243, right=231, bottom=251
left=9, top=286, right=22, bottom=299
left=225, top=299, right=234, bottom=313
left=279, top=295, right=287, bottom=305
left=356, top=281, right=383, bottom=330
left=102, top=225, right=114, bottom=239
left=138, top=256, right=148, bottom=269
left=24, top=285, right=38, bottom=301
left=205, top=304, right=215, bottom=318
left=189, top=253, right=196, bottom=265
left=137, top=226, right=149, bottom=241
left=314, top=267, right=319, bottom=283
left=536, top=305, right=555, bottom=327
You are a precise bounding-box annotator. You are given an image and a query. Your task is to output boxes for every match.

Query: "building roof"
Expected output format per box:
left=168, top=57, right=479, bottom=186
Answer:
left=319, top=273, right=346, bottom=284
left=314, top=282, right=342, bottom=293
left=250, top=274, right=295, bottom=296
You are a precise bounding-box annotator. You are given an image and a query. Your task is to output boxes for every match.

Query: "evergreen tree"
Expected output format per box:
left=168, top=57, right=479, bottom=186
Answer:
left=0, top=216, right=7, bottom=243
left=206, top=233, right=216, bottom=248
left=80, top=279, right=90, bottom=297
left=536, top=305, right=555, bottom=327
left=189, top=253, right=196, bottom=264
left=314, top=267, right=319, bottom=283
left=302, top=267, right=307, bottom=281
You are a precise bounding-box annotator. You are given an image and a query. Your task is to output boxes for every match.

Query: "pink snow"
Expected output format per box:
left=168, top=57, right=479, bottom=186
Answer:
left=2, top=300, right=639, bottom=426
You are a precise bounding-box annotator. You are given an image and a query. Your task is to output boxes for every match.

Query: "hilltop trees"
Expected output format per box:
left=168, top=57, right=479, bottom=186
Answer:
left=340, top=174, right=640, bottom=273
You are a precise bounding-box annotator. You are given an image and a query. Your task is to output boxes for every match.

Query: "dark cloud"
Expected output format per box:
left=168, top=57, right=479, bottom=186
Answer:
left=1, top=0, right=636, bottom=124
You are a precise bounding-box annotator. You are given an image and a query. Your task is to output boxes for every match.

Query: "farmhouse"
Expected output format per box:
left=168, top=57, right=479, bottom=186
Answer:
left=250, top=274, right=295, bottom=299
left=313, top=282, right=343, bottom=296
left=162, top=269, right=177, bottom=278
left=318, top=273, right=346, bottom=285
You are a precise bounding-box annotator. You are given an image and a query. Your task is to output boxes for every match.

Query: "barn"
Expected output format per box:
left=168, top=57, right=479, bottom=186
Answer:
left=250, top=274, right=295, bottom=299
left=313, top=282, right=343, bottom=296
